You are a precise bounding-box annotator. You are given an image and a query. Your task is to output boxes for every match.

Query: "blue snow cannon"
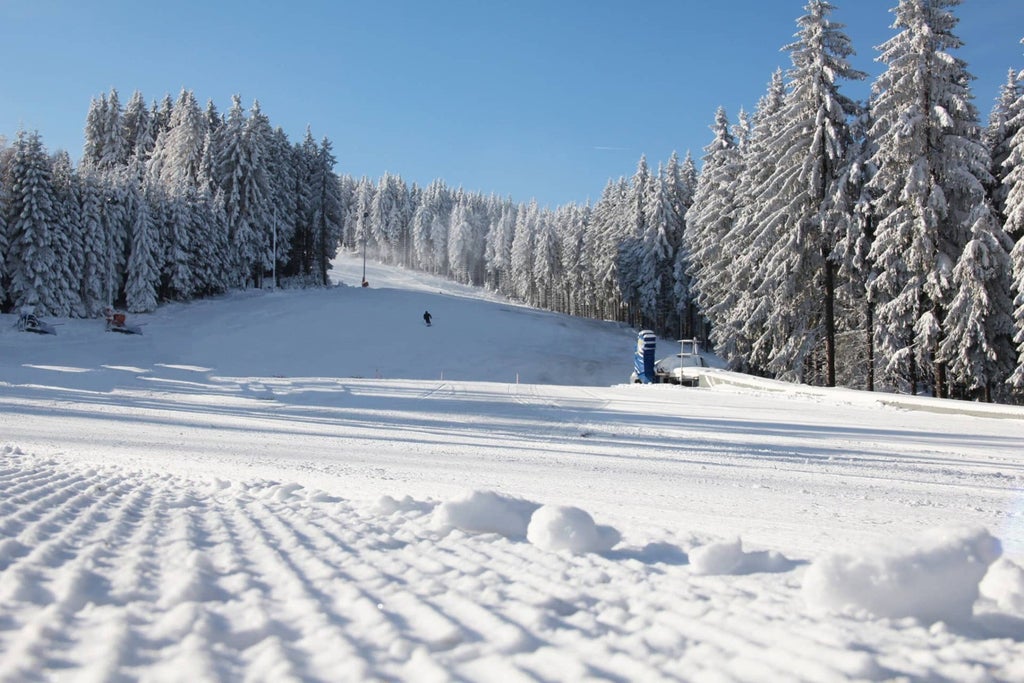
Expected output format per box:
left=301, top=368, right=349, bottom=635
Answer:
left=633, top=330, right=657, bottom=384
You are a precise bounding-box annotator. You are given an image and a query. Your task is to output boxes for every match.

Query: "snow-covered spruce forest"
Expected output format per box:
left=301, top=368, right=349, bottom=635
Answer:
left=2, top=1, right=1024, bottom=404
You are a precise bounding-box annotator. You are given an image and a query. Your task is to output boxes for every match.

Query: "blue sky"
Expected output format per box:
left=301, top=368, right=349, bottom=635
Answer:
left=1, top=1, right=1022, bottom=208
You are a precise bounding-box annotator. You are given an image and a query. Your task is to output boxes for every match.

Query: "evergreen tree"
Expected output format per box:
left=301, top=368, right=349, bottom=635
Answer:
left=867, top=0, right=993, bottom=397
left=1005, top=40, right=1024, bottom=392
left=49, top=151, right=82, bottom=317
left=589, top=178, right=630, bottom=321
left=312, top=137, right=343, bottom=285
left=986, top=69, right=1023, bottom=221
left=532, top=210, right=560, bottom=309
left=724, top=70, right=788, bottom=373
left=148, top=89, right=208, bottom=191
left=685, top=107, right=743, bottom=359
left=939, top=205, right=1015, bottom=400
left=124, top=180, right=160, bottom=312
left=510, top=200, right=538, bottom=303
left=123, top=90, right=155, bottom=162
left=484, top=202, right=515, bottom=293
left=745, top=1, right=865, bottom=384
left=672, top=151, right=700, bottom=337
left=77, top=171, right=108, bottom=316
left=6, top=130, right=58, bottom=313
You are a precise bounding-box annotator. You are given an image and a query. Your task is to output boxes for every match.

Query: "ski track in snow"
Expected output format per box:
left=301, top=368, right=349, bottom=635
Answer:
left=2, top=253, right=1024, bottom=680
left=1, top=454, right=1022, bottom=682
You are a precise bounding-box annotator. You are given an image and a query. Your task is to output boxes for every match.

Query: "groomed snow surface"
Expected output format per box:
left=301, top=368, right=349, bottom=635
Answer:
left=2, top=252, right=1024, bottom=681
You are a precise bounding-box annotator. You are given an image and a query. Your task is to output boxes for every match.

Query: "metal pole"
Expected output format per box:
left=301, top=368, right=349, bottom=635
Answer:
left=272, top=208, right=277, bottom=291
left=362, top=211, right=368, bottom=285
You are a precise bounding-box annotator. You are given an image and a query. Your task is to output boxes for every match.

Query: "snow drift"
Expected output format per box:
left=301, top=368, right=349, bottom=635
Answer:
left=802, top=526, right=1002, bottom=624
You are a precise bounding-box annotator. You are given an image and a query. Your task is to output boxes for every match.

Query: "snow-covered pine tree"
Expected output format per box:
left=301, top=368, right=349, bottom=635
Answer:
left=638, top=167, right=673, bottom=331
left=986, top=69, right=1023, bottom=221
left=684, top=107, right=743, bottom=361
left=159, top=184, right=194, bottom=300
left=123, top=90, right=155, bottom=164
left=267, top=127, right=298, bottom=281
left=672, top=151, right=700, bottom=337
left=411, top=180, right=439, bottom=273
left=76, top=170, right=108, bottom=316
left=743, top=1, right=865, bottom=385
left=429, top=184, right=453, bottom=277
left=867, top=0, right=994, bottom=397
left=124, top=179, right=160, bottom=312
left=588, top=178, right=630, bottom=322
left=483, top=202, right=517, bottom=294
left=510, top=200, right=538, bottom=303
left=832, top=110, right=879, bottom=390
left=151, top=94, right=174, bottom=141
left=6, top=130, right=58, bottom=314
left=939, top=204, right=1015, bottom=401
left=210, top=95, right=271, bottom=287
left=148, top=89, right=208, bottom=192
left=725, top=70, right=787, bottom=373
left=81, top=95, right=108, bottom=173
left=532, top=209, right=560, bottom=310
left=290, top=128, right=319, bottom=278
left=191, top=187, right=231, bottom=297
left=618, top=156, right=652, bottom=327
left=556, top=203, right=590, bottom=317
left=49, top=151, right=82, bottom=317
left=312, top=137, right=343, bottom=286
left=1005, top=39, right=1024, bottom=394
left=446, top=201, right=473, bottom=285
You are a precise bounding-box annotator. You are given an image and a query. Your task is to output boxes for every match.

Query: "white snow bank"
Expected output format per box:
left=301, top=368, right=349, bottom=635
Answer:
left=980, top=558, right=1024, bottom=615
left=432, top=490, right=540, bottom=539
left=526, top=505, right=620, bottom=554
left=802, top=526, right=1002, bottom=624
left=689, top=537, right=794, bottom=576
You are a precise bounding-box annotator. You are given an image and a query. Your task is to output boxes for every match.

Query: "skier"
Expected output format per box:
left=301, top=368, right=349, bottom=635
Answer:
left=423, top=310, right=432, bottom=327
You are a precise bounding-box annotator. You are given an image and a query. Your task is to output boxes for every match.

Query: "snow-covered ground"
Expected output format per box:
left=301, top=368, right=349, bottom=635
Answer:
left=2, top=252, right=1024, bottom=681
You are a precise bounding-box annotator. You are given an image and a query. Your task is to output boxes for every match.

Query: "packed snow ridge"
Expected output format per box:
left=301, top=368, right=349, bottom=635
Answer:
left=1, top=253, right=1024, bottom=680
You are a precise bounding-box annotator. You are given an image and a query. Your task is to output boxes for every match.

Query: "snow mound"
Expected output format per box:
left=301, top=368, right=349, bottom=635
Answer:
left=526, top=504, right=620, bottom=554
left=802, top=526, right=1002, bottom=624
left=980, top=558, right=1024, bottom=615
left=689, top=537, right=795, bottom=576
left=432, top=490, right=540, bottom=539
left=375, top=494, right=435, bottom=516
left=431, top=492, right=620, bottom=554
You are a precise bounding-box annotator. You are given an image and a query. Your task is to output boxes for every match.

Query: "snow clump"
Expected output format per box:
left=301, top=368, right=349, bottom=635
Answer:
left=979, top=558, right=1024, bottom=615
left=802, top=526, right=1002, bottom=624
left=689, top=537, right=794, bottom=575
left=432, top=490, right=540, bottom=539
left=526, top=504, right=620, bottom=554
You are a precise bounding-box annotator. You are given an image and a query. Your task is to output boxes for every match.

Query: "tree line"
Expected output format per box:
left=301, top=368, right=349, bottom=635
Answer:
left=0, top=88, right=343, bottom=318
left=340, top=0, right=1024, bottom=404
left=2, top=0, right=1023, bottom=403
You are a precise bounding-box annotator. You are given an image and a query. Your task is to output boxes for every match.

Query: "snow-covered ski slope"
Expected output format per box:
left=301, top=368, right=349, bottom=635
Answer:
left=1, top=251, right=1024, bottom=681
